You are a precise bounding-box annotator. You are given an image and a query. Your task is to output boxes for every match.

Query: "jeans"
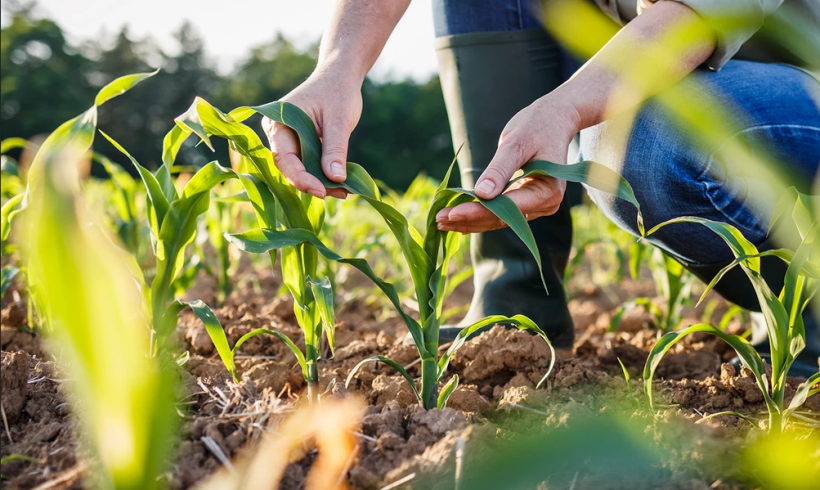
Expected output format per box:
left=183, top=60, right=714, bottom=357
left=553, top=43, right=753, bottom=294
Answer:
left=581, top=61, right=820, bottom=268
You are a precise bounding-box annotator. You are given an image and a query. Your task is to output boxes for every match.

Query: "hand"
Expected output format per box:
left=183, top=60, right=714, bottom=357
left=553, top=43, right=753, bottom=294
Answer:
left=436, top=96, right=581, bottom=233
left=261, top=68, right=363, bottom=199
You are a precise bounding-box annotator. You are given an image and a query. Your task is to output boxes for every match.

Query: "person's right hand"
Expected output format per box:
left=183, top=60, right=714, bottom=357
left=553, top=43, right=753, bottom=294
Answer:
left=262, top=71, right=363, bottom=199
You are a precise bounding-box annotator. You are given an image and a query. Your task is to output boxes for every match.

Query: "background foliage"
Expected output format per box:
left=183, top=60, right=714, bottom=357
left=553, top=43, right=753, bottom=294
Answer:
left=0, top=2, right=456, bottom=190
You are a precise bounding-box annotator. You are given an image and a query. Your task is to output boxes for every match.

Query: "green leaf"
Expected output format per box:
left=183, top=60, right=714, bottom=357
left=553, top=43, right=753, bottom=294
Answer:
left=100, top=131, right=169, bottom=236
left=184, top=300, right=237, bottom=381
left=232, top=328, right=310, bottom=381
left=438, top=374, right=459, bottom=409
left=643, top=324, right=774, bottom=415
left=435, top=188, right=548, bottom=294
left=646, top=217, right=761, bottom=272
left=94, top=69, right=159, bottom=107
left=695, top=411, right=758, bottom=427
left=161, top=124, right=191, bottom=173
left=438, top=315, right=555, bottom=389
left=782, top=372, right=820, bottom=423
left=178, top=98, right=312, bottom=232
left=345, top=355, right=421, bottom=404
left=159, top=301, right=187, bottom=343
left=250, top=101, right=380, bottom=200
left=1, top=192, right=26, bottom=246
left=225, top=227, right=430, bottom=358
left=0, top=137, right=29, bottom=155
left=308, top=276, right=336, bottom=355
left=519, top=160, right=644, bottom=235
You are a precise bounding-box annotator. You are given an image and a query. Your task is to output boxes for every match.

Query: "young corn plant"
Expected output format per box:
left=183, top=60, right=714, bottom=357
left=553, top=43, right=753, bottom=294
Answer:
left=168, top=97, right=342, bottom=402
left=643, top=189, right=820, bottom=432
left=25, top=130, right=178, bottom=490
left=14, top=71, right=179, bottom=490
left=99, top=122, right=242, bottom=352
left=611, top=245, right=695, bottom=334
left=216, top=101, right=644, bottom=409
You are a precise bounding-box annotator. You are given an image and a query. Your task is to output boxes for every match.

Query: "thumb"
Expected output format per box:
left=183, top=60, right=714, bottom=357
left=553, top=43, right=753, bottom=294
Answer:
left=474, top=138, right=527, bottom=199
left=320, top=121, right=350, bottom=183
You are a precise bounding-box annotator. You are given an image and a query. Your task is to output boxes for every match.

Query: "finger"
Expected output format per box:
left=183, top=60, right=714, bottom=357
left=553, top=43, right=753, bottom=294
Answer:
left=327, top=188, right=348, bottom=199
left=269, top=122, right=326, bottom=198
left=320, top=119, right=349, bottom=183
left=474, top=134, right=531, bottom=200
left=445, top=202, right=495, bottom=223
left=439, top=178, right=564, bottom=228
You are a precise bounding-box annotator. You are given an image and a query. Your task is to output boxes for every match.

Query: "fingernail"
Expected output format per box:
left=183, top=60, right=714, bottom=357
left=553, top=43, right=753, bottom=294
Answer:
left=437, top=222, right=445, bottom=230
left=436, top=210, right=449, bottom=222
left=330, top=161, right=345, bottom=178
left=448, top=213, right=464, bottom=222
left=475, top=179, right=495, bottom=196
left=309, top=188, right=326, bottom=199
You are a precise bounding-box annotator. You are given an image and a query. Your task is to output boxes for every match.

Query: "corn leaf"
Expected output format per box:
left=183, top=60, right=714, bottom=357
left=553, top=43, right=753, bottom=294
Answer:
left=345, top=355, right=421, bottom=403
left=647, top=217, right=791, bottom=382
left=1, top=192, right=26, bottom=246
left=0, top=137, right=28, bottom=154
left=232, top=328, right=309, bottom=381
left=178, top=300, right=237, bottom=380
left=28, top=71, right=157, bottom=187
left=26, top=139, right=176, bottom=490
left=250, top=101, right=380, bottom=200
left=94, top=69, right=159, bottom=106
left=308, top=276, right=336, bottom=355
left=438, top=314, right=555, bottom=389
left=100, top=131, right=169, bottom=236
left=644, top=324, right=773, bottom=415
left=783, top=372, right=820, bottom=422
left=519, top=160, right=644, bottom=234
left=435, top=188, right=548, bottom=294
left=437, top=374, right=459, bottom=409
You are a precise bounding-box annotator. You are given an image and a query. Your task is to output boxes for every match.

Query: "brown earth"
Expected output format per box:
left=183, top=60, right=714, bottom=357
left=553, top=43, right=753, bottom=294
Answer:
left=2, top=264, right=818, bottom=490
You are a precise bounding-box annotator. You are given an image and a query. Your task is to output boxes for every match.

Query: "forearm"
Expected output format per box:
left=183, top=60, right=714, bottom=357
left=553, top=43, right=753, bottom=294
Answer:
left=317, top=0, right=412, bottom=84
left=548, top=1, right=717, bottom=130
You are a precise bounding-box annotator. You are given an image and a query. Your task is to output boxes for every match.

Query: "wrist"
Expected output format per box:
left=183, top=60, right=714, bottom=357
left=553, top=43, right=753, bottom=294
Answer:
left=534, top=92, right=584, bottom=139
left=315, top=53, right=368, bottom=88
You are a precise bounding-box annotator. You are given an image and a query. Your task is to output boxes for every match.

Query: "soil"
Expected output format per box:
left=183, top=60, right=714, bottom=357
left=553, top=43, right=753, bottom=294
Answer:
left=2, top=262, right=818, bottom=490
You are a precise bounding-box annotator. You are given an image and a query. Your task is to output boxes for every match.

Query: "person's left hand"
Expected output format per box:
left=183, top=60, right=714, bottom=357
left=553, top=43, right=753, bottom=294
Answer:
left=436, top=95, right=581, bottom=233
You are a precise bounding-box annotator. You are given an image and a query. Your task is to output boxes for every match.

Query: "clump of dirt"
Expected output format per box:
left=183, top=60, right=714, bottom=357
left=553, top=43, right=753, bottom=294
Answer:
left=348, top=402, right=469, bottom=489
left=0, top=353, right=79, bottom=489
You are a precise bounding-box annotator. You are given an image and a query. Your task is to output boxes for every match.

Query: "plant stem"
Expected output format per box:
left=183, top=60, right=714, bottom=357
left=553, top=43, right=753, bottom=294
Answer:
left=420, top=358, right=438, bottom=409
left=305, top=344, right=320, bottom=405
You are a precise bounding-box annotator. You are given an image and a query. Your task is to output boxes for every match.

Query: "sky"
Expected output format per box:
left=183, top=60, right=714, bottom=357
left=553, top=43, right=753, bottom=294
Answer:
left=2, top=0, right=440, bottom=81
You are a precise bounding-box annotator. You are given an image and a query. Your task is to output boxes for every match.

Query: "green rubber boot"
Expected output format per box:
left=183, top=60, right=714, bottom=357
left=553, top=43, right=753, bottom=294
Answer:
left=434, top=29, right=575, bottom=348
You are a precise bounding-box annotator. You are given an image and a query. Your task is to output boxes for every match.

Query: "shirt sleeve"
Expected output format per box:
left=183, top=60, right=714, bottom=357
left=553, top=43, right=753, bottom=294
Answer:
left=638, top=0, right=784, bottom=70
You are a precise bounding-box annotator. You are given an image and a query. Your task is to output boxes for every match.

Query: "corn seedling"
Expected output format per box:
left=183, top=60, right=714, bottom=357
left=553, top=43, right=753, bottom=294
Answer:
left=216, top=102, right=644, bottom=409
left=611, top=246, right=694, bottom=334
left=21, top=74, right=178, bottom=490
left=643, top=188, right=820, bottom=432
left=89, top=152, right=149, bottom=264
left=168, top=97, right=344, bottom=402
left=99, top=117, right=243, bottom=352
left=204, top=185, right=245, bottom=302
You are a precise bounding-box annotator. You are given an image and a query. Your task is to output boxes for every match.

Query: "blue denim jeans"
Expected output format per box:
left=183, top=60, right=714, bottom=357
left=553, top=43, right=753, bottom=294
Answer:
left=581, top=61, right=820, bottom=267
left=434, top=0, right=820, bottom=268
